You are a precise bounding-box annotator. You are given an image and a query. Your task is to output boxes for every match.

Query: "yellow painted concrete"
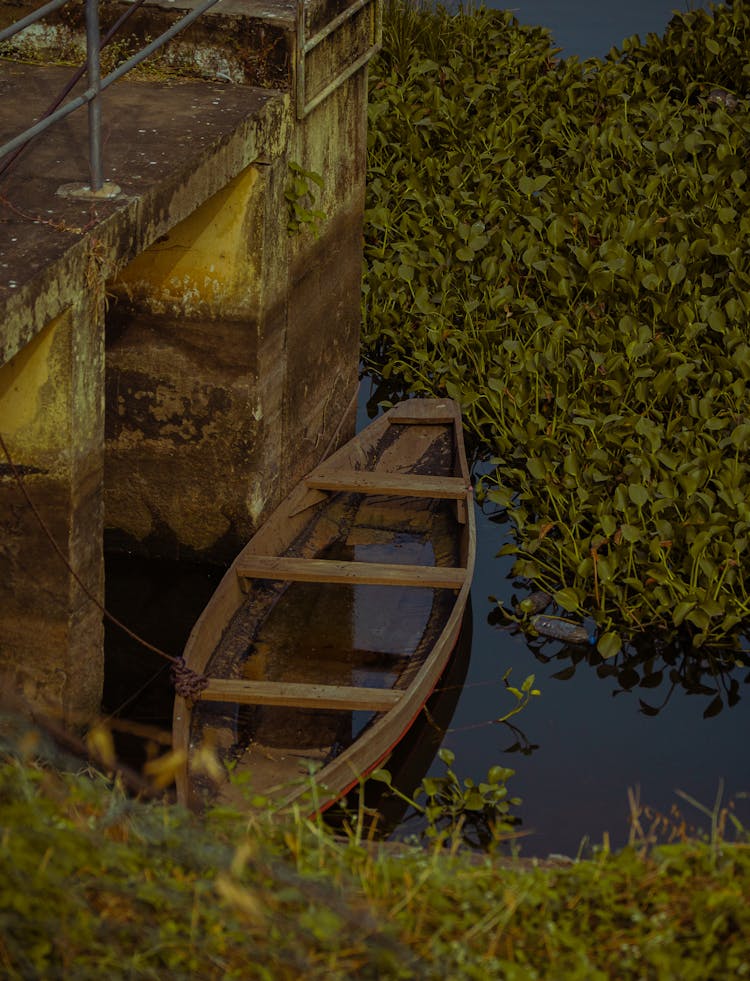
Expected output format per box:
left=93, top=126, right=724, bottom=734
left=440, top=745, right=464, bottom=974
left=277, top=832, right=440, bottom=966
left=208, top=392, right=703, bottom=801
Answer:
left=113, top=164, right=262, bottom=316
left=0, top=311, right=71, bottom=453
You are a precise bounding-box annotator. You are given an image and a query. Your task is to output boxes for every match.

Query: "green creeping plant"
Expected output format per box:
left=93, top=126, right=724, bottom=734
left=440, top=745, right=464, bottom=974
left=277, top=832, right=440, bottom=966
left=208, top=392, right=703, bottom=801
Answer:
left=286, top=160, right=326, bottom=237
left=370, top=747, right=522, bottom=850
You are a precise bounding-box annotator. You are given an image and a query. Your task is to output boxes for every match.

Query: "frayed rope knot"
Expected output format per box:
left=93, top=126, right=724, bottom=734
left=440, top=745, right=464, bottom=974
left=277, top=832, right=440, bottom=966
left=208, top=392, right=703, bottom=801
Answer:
left=171, top=657, right=209, bottom=701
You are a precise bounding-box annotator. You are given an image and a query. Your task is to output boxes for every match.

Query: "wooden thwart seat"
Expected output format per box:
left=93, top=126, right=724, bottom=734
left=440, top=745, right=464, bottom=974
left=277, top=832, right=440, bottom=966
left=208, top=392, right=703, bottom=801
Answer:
left=388, top=402, right=457, bottom=424
left=236, top=556, right=466, bottom=588
left=306, top=469, right=468, bottom=499
left=199, top=678, right=403, bottom=711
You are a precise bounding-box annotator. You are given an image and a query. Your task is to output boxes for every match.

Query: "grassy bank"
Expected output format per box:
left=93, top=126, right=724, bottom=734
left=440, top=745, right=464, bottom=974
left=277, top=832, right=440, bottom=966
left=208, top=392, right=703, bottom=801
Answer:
left=1, top=732, right=749, bottom=980
left=2, top=727, right=750, bottom=980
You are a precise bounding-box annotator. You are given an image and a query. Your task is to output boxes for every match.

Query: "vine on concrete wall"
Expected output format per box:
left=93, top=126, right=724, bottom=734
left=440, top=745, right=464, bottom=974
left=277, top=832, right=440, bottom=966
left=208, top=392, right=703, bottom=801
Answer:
left=285, top=160, right=325, bottom=237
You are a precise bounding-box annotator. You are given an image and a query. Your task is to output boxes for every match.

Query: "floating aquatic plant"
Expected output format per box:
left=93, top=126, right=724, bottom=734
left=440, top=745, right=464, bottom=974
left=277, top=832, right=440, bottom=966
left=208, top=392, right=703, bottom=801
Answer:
left=362, top=0, right=750, bottom=655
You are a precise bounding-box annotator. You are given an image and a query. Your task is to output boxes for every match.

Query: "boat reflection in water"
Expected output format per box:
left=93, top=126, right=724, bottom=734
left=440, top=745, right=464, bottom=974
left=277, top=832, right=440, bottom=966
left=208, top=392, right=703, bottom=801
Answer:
left=327, top=605, right=473, bottom=840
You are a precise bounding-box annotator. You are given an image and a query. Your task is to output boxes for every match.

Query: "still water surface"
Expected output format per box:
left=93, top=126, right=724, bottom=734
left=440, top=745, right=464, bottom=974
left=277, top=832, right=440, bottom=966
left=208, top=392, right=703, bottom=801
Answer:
left=106, top=364, right=749, bottom=858
left=360, top=0, right=748, bottom=855
left=492, top=0, right=707, bottom=60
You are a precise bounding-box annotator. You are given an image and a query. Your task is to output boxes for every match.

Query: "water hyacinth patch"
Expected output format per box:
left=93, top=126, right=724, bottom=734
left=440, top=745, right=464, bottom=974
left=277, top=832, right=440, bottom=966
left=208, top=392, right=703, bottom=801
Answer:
left=362, top=0, right=750, bottom=655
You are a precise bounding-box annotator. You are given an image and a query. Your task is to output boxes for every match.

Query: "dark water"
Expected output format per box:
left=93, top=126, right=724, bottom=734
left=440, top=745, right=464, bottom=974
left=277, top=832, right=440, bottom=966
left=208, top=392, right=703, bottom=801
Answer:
left=492, top=0, right=706, bottom=60
left=102, top=556, right=224, bottom=769
left=425, top=507, right=749, bottom=855
left=104, top=371, right=749, bottom=856
left=424, top=0, right=749, bottom=855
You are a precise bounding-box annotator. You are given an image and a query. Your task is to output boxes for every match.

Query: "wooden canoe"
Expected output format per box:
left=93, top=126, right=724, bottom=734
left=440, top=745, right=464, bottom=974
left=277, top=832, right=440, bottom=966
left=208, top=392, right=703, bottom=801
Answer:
left=172, top=397, right=476, bottom=814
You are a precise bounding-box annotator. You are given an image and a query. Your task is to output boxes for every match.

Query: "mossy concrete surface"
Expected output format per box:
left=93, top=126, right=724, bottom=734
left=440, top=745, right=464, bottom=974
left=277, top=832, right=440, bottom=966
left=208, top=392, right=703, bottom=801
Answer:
left=0, top=306, right=104, bottom=725
left=0, top=0, right=297, bottom=89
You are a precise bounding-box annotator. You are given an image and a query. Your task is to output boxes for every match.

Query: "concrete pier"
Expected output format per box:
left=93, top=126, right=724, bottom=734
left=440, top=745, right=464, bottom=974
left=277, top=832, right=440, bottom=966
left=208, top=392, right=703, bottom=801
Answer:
left=0, top=302, right=104, bottom=722
left=0, top=0, right=379, bottom=722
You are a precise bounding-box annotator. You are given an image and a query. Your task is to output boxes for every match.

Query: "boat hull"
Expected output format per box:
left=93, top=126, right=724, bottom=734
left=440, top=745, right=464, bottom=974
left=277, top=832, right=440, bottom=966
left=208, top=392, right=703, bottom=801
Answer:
left=173, top=398, right=476, bottom=814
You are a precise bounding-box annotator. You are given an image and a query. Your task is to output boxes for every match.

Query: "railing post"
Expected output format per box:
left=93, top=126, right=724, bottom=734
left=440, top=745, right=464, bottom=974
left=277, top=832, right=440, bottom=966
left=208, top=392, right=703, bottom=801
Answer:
left=85, top=0, right=103, bottom=191
left=296, top=0, right=305, bottom=118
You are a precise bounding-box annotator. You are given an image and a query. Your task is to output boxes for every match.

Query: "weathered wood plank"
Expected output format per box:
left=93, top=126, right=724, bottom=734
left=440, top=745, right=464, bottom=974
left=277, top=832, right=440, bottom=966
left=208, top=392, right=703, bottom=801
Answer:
left=306, top=469, right=468, bottom=498
left=199, top=678, right=403, bottom=711
left=388, top=401, right=457, bottom=424
left=235, top=556, right=466, bottom=588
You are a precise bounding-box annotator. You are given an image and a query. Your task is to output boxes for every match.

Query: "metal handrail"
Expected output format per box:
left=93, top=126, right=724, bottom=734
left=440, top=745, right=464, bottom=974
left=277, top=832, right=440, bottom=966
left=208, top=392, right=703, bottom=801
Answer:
left=0, top=0, right=224, bottom=192
left=2, top=0, right=383, bottom=183
left=0, top=0, right=70, bottom=43
left=295, top=0, right=381, bottom=119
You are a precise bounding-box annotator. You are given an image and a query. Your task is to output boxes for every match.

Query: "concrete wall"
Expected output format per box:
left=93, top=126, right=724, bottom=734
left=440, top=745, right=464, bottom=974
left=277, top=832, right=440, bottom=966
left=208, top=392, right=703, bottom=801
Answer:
left=104, top=160, right=289, bottom=559
left=284, top=70, right=368, bottom=486
left=0, top=0, right=378, bottom=721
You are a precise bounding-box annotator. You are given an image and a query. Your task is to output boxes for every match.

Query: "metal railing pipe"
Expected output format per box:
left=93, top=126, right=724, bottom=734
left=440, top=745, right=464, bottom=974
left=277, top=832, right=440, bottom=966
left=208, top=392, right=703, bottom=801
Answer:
left=0, top=0, right=69, bottom=44
left=302, top=0, right=372, bottom=54
left=0, top=0, right=224, bottom=170
left=99, top=0, right=223, bottom=88
left=85, top=0, right=103, bottom=191
left=295, top=0, right=381, bottom=118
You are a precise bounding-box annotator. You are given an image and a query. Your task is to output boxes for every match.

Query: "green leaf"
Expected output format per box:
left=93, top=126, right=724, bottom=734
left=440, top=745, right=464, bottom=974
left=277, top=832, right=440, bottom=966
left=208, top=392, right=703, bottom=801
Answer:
left=413, top=286, right=435, bottom=314
left=487, top=766, right=510, bottom=785
left=527, top=457, right=548, bottom=480
left=554, top=587, right=580, bottom=612
left=600, top=514, right=617, bottom=537
left=672, top=600, right=695, bottom=626
left=668, top=262, right=686, bottom=286
left=684, top=131, right=703, bottom=153
left=703, top=694, right=723, bottom=718
left=628, top=484, right=649, bottom=508
left=597, top=632, right=622, bottom=658
left=547, top=217, right=568, bottom=247
left=620, top=524, right=642, bottom=542
left=519, top=174, right=551, bottom=196
left=370, top=768, right=392, bottom=786
left=521, top=674, right=536, bottom=692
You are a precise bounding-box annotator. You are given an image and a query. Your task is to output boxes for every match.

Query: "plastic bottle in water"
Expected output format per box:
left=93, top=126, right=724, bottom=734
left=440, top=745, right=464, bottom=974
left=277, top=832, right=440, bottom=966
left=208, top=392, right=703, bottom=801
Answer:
left=516, top=590, right=552, bottom=616
left=530, top=614, right=596, bottom=646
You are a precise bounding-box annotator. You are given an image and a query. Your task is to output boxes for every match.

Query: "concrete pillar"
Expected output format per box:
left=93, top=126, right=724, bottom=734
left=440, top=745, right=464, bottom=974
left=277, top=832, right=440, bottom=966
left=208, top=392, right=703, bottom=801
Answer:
left=105, top=158, right=292, bottom=561
left=0, top=0, right=378, bottom=724
left=0, top=295, right=104, bottom=724
left=283, top=70, right=367, bottom=481
left=104, top=61, right=368, bottom=564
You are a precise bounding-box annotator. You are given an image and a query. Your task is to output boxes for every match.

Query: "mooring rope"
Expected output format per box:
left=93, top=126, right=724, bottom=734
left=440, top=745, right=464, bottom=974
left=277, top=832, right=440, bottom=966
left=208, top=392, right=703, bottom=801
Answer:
left=0, top=431, right=208, bottom=699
